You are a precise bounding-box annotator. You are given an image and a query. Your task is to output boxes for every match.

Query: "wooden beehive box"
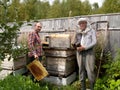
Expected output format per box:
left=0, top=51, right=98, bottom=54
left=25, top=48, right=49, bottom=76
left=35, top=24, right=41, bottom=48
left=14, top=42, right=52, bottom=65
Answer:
left=44, top=48, right=75, bottom=57
left=44, top=72, right=76, bottom=85
left=48, top=34, right=71, bottom=49
left=1, top=55, right=27, bottom=70
left=46, top=56, right=77, bottom=76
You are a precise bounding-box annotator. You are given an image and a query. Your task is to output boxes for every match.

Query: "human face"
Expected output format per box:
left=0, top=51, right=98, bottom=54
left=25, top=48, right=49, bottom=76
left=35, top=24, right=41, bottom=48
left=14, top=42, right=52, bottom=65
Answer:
left=79, top=21, right=87, bottom=30
left=35, top=23, right=42, bottom=33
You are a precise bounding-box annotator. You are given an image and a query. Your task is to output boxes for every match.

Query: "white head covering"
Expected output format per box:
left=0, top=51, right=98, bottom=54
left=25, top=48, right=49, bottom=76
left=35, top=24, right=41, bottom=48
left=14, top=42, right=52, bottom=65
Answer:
left=77, top=17, right=92, bottom=34
left=77, top=18, right=88, bottom=24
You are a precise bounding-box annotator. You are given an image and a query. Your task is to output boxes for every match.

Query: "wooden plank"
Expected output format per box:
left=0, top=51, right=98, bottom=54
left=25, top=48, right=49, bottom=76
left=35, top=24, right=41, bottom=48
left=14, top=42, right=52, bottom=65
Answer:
left=1, top=56, right=27, bottom=70
left=48, top=34, right=71, bottom=48
left=0, top=67, right=27, bottom=80
left=43, top=72, right=76, bottom=85
left=47, top=70, right=74, bottom=77
left=0, top=70, right=12, bottom=80
left=12, top=67, right=28, bottom=75
left=13, top=56, right=27, bottom=70
left=44, top=49, right=75, bottom=57
left=108, top=30, right=120, bottom=57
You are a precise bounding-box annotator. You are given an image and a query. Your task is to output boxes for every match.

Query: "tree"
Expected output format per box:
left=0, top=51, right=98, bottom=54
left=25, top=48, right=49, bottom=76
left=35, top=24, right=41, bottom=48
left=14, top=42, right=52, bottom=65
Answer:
left=0, top=3, right=4, bottom=22
left=65, top=0, right=83, bottom=16
left=35, top=1, right=50, bottom=19
left=23, top=0, right=37, bottom=20
left=7, top=0, right=20, bottom=22
left=81, top=0, right=92, bottom=15
left=17, top=2, right=29, bottom=21
left=47, top=0, right=62, bottom=18
left=93, top=2, right=99, bottom=10
left=47, top=0, right=83, bottom=18
left=92, top=2, right=100, bottom=14
left=100, top=0, right=120, bottom=13
left=60, top=0, right=68, bottom=17
left=0, top=0, right=26, bottom=60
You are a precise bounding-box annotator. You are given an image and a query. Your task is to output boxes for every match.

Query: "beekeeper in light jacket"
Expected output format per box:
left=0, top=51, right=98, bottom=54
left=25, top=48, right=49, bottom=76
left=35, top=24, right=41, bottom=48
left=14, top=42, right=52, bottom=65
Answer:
left=72, top=17, right=97, bottom=90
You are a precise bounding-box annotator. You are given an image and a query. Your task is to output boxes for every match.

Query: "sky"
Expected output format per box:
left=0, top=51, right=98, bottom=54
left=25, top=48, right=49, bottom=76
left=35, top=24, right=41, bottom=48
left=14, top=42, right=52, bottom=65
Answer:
left=46, top=0, right=104, bottom=7
left=81, top=0, right=104, bottom=7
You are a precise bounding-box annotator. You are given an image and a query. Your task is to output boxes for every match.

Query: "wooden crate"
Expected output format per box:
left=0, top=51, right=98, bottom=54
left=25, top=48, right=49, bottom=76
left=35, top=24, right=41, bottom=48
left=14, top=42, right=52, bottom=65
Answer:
left=1, top=56, right=27, bottom=70
left=44, top=48, right=75, bottom=57
left=12, top=67, right=28, bottom=75
left=43, top=72, right=76, bottom=85
left=48, top=34, right=71, bottom=49
left=46, top=56, right=77, bottom=76
left=0, top=67, right=28, bottom=80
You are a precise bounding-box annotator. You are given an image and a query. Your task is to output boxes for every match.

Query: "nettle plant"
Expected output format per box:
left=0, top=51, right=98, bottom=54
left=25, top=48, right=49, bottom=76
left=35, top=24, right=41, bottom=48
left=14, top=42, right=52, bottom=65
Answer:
left=94, top=49, right=120, bottom=90
left=0, top=0, right=28, bottom=61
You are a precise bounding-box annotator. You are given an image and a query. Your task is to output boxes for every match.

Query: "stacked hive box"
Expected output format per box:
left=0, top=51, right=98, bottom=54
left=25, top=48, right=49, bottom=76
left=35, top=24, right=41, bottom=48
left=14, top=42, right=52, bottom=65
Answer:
left=43, top=34, right=77, bottom=85
left=0, top=55, right=27, bottom=79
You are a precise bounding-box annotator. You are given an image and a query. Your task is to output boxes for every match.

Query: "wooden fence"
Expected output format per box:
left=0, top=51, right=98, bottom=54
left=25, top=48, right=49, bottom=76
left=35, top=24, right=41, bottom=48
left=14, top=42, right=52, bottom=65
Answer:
left=19, top=13, right=120, bottom=58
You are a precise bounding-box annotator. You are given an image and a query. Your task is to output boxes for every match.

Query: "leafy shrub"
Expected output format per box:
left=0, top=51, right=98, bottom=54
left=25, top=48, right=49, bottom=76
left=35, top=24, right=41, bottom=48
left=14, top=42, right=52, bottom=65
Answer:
left=0, top=75, right=42, bottom=90
left=95, top=49, right=120, bottom=90
left=0, top=75, right=66, bottom=90
left=59, top=85, right=78, bottom=90
left=0, top=1, right=28, bottom=61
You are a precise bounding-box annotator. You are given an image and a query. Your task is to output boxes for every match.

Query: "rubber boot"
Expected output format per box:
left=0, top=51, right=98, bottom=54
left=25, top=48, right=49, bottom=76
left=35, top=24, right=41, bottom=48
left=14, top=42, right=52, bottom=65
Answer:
left=90, top=83, right=94, bottom=90
left=81, top=81, right=86, bottom=90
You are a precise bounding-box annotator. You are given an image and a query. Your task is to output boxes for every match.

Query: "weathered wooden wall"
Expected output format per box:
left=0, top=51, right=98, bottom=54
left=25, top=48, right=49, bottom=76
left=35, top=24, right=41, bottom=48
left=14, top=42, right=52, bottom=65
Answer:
left=108, top=29, right=120, bottom=57
left=19, top=13, right=120, bottom=57
left=40, top=13, right=120, bottom=32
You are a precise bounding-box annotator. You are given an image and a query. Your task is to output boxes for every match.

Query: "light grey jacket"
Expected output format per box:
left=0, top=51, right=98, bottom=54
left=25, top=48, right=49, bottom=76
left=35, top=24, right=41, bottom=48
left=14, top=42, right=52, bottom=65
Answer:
left=72, top=28, right=97, bottom=50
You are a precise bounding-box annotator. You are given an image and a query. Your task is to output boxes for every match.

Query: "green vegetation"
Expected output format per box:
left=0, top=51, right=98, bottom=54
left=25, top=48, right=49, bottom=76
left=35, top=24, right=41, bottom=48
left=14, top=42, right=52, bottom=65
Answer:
left=0, top=75, right=87, bottom=90
left=1, top=50, right=120, bottom=90
left=0, top=0, right=120, bottom=90
left=0, top=0, right=28, bottom=61
left=0, top=47, right=120, bottom=90
left=0, top=75, right=43, bottom=90
left=0, top=0, right=120, bottom=22
left=94, top=49, right=120, bottom=90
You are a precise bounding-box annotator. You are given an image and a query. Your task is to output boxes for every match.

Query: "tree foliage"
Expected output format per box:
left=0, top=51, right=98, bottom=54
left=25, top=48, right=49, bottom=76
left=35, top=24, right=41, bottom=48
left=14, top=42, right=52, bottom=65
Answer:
left=0, top=0, right=120, bottom=21
left=0, top=0, right=27, bottom=60
left=81, top=0, right=92, bottom=15
left=47, top=0, right=62, bottom=18
left=92, top=3, right=99, bottom=14
left=100, top=0, right=120, bottom=13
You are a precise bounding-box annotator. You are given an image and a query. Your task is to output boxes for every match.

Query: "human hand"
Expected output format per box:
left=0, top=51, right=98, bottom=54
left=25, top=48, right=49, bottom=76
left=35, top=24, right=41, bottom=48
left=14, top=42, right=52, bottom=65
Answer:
left=77, top=46, right=85, bottom=51
left=34, top=54, right=38, bottom=59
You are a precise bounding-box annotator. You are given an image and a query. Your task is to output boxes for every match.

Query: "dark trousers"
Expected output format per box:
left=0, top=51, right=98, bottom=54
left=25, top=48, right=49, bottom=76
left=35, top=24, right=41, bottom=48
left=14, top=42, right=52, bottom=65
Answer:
left=29, top=56, right=42, bottom=63
left=77, top=50, right=95, bottom=90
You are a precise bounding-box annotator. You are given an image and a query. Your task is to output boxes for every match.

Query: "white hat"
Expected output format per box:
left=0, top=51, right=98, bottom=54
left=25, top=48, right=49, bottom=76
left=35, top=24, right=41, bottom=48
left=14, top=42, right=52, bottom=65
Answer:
left=77, top=18, right=88, bottom=24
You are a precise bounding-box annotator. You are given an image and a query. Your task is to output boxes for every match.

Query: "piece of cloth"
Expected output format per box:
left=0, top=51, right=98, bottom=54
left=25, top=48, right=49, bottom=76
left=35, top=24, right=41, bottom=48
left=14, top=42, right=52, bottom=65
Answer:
left=28, top=31, right=42, bottom=57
